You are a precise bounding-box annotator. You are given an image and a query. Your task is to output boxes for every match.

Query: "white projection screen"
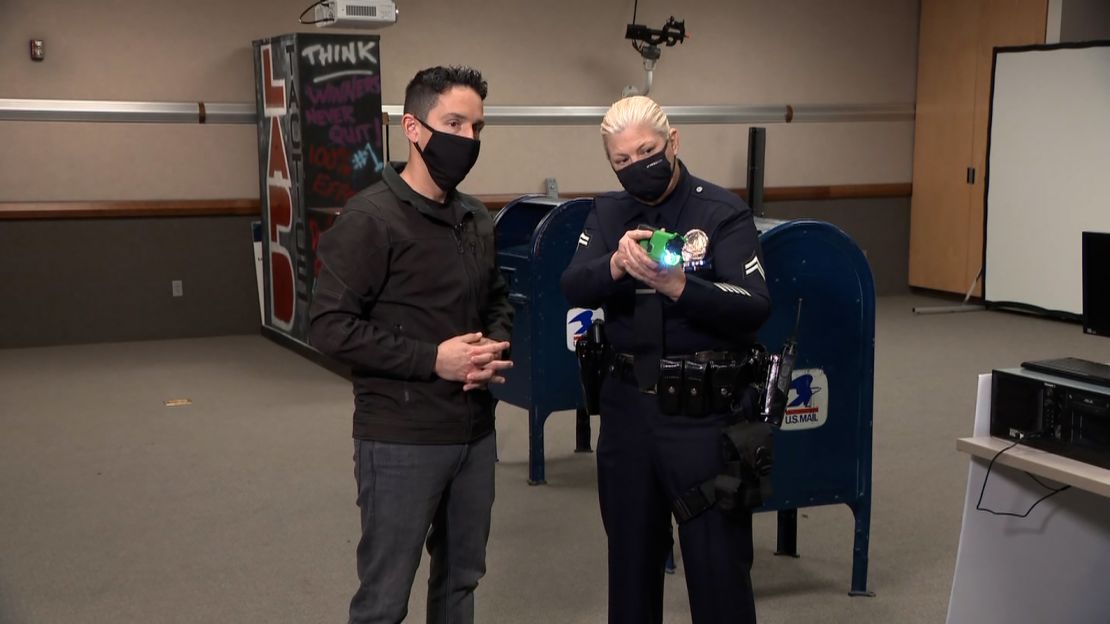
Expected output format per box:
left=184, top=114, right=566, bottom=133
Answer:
left=984, top=42, right=1110, bottom=316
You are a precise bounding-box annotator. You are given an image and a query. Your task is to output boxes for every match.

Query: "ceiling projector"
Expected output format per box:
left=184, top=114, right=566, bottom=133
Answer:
left=315, top=0, right=398, bottom=29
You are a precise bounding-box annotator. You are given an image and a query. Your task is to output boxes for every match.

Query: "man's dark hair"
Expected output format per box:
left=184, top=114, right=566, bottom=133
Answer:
left=403, top=66, right=488, bottom=120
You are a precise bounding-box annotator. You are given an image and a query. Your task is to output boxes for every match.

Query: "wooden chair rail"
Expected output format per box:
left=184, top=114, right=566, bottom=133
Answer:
left=0, top=183, right=910, bottom=220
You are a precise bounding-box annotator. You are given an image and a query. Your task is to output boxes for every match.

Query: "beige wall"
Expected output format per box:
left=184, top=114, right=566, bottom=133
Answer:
left=1, top=0, right=919, bottom=200
left=1059, top=0, right=1110, bottom=41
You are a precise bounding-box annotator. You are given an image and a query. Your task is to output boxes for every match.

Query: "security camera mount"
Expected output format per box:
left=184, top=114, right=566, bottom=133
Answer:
left=622, top=16, right=686, bottom=98
left=625, top=17, right=687, bottom=49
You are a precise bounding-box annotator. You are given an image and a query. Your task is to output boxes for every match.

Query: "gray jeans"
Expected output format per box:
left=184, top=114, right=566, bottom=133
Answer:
left=349, top=432, right=496, bottom=624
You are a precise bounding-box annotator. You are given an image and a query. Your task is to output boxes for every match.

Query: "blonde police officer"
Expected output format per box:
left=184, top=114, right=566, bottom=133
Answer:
left=561, top=96, right=771, bottom=624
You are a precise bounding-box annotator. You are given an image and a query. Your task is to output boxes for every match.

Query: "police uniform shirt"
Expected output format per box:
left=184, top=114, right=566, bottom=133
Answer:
left=561, top=161, right=771, bottom=358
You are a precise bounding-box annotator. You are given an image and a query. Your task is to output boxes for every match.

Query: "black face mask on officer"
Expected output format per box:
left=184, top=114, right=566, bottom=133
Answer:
left=615, top=141, right=674, bottom=204
left=414, top=117, right=481, bottom=192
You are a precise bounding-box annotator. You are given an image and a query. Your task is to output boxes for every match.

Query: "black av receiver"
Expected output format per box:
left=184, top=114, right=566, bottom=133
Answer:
left=990, top=368, right=1110, bottom=470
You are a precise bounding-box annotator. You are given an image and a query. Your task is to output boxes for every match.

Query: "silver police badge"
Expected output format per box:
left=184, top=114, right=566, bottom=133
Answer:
left=682, top=228, right=709, bottom=270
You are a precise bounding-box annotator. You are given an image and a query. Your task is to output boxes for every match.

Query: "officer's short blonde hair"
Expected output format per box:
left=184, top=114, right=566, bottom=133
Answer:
left=600, top=95, right=671, bottom=140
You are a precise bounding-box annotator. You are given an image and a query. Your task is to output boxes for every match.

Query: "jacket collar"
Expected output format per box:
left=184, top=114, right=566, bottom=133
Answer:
left=382, top=163, right=476, bottom=226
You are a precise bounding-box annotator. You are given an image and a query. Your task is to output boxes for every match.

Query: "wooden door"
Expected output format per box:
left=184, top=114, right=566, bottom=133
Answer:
left=909, top=0, right=1047, bottom=295
left=909, top=0, right=980, bottom=293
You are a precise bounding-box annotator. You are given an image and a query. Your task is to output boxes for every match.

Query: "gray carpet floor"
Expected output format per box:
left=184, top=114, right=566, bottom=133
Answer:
left=1, top=294, right=1107, bottom=623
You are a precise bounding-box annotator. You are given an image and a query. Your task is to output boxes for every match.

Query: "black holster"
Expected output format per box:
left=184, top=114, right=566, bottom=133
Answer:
left=670, top=341, right=794, bottom=524
left=575, top=320, right=608, bottom=415
left=671, top=382, right=777, bottom=525
left=718, top=419, right=775, bottom=512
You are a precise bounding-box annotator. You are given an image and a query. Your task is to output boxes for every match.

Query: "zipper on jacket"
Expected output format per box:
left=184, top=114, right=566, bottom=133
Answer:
left=464, top=384, right=473, bottom=439
left=452, top=223, right=465, bottom=254
left=395, top=323, right=411, bottom=404
left=455, top=216, right=476, bottom=438
left=455, top=217, right=478, bottom=312
left=458, top=217, right=482, bottom=317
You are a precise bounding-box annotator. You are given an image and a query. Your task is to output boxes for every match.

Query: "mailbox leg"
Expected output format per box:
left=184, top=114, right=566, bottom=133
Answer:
left=847, top=498, right=875, bottom=597
left=574, top=406, right=593, bottom=453
left=528, top=407, right=548, bottom=485
left=773, top=509, right=800, bottom=558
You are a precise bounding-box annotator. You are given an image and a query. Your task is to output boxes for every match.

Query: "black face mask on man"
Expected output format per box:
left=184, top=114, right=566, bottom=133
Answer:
left=414, top=117, right=481, bottom=192
left=615, top=142, right=674, bottom=204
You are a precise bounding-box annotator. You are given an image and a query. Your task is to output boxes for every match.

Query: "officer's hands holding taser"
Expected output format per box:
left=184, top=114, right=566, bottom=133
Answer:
left=435, top=332, right=513, bottom=391
left=611, top=229, right=687, bottom=301
left=608, top=229, right=651, bottom=281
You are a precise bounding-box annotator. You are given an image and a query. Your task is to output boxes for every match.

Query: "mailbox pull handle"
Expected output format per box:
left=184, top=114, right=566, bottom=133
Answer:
left=508, top=292, right=530, bottom=305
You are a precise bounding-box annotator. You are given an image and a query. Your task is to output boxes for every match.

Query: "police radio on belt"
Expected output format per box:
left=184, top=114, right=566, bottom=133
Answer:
left=761, top=299, right=802, bottom=427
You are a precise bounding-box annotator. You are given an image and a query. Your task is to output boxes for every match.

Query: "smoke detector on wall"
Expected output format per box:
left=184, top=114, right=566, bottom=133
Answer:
left=313, top=0, right=398, bottom=29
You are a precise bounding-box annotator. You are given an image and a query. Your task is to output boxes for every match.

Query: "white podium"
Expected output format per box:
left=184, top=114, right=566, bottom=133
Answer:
left=946, top=374, right=1110, bottom=623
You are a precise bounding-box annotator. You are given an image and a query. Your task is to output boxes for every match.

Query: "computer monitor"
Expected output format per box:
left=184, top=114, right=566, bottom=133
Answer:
left=1083, top=231, right=1110, bottom=337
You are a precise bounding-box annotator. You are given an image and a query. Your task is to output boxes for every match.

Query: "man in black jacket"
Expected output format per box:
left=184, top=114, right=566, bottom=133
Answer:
left=309, top=66, right=513, bottom=624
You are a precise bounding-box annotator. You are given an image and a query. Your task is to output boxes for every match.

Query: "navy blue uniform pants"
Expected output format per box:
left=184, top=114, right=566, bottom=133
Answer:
left=598, top=377, right=757, bottom=624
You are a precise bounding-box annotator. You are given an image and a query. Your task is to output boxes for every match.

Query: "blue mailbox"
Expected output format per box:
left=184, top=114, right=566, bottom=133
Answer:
left=492, top=195, right=595, bottom=485
left=754, top=218, right=876, bottom=596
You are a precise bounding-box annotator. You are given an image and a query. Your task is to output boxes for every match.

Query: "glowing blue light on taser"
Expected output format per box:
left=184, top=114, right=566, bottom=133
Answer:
left=663, top=251, right=681, bottom=267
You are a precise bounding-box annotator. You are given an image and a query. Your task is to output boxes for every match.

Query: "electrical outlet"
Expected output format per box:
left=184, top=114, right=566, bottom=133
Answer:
left=29, top=39, right=44, bottom=61
left=171, top=280, right=183, bottom=297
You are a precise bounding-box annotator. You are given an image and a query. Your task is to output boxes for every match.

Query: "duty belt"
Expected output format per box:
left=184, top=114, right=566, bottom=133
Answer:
left=607, top=350, right=759, bottom=417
